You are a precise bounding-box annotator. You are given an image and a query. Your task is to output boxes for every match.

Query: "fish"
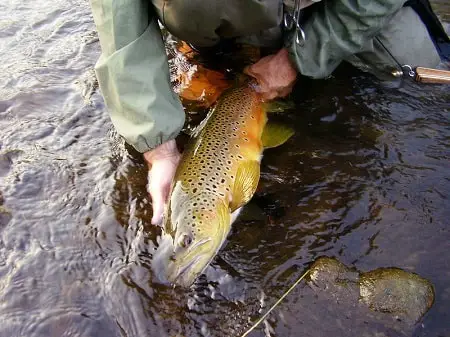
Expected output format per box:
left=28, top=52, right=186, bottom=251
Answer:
left=153, top=80, right=294, bottom=287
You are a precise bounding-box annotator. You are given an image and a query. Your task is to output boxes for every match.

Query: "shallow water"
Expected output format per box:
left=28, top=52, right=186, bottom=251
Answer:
left=0, top=1, right=449, bottom=336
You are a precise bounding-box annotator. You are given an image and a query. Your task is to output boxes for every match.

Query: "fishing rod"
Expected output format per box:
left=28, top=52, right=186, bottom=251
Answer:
left=401, top=65, right=450, bottom=84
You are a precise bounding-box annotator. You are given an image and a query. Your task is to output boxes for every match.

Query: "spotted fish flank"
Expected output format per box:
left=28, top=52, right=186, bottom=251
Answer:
left=153, top=81, right=294, bottom=287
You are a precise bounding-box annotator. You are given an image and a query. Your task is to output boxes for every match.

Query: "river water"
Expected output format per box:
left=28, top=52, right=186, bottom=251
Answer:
left=0, top=1, right=449, bottom=336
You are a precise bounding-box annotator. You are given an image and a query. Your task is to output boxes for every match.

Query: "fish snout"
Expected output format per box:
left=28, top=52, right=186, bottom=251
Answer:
left=167, top=237, right=214, bottom=286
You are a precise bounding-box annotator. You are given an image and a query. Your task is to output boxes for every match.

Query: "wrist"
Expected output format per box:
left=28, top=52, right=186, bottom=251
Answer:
left=278, top=48, right=297, bottom=73
left=143, top=140, right=179, bottom=165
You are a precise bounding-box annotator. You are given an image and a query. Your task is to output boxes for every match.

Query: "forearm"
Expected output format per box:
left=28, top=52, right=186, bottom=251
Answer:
left=288, top=0, right=407, bottom=78
left=90, top=0, right=185, bottom=153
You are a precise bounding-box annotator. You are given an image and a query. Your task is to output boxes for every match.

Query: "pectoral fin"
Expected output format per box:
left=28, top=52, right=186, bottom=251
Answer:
left=261, top=123, right=295, bottom=149
left=230, top=160, right=260, bottom=212
left=263, top=100, right=295, bottom=114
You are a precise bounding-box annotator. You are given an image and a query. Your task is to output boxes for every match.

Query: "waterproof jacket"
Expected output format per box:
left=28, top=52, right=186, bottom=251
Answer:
left=90, top=0, right=418, bottom=153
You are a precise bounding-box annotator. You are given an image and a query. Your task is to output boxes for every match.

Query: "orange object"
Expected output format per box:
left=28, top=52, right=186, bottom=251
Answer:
left=174, top=41, right=261, bottom=107
left=174, top=41, right=231, bottom=107
left=177, top=41, right=196, bottom=59
left=178, top=65, right=230, bottom=107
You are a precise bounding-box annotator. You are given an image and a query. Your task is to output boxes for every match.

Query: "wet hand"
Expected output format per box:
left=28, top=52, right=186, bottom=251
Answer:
left=144, top=140, right=181, bottom=225
left=244, top=48, right=297, bottom=101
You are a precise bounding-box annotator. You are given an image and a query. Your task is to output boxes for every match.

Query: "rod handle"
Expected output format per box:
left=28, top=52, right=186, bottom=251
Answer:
left=415, top=67, right=450, bottom=84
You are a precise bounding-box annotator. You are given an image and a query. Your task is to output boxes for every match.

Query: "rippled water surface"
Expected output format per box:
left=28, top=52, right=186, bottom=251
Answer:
left=0, top=1, right=449, bottom=336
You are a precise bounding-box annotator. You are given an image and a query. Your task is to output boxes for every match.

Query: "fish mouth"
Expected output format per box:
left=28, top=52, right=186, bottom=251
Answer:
left=174, top=255, right=203, bottom=283
left=168, top=238, right=213, bottom=287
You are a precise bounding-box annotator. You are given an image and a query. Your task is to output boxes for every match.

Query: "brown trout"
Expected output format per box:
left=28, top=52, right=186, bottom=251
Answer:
left=153, top=81, right=294, bottom=287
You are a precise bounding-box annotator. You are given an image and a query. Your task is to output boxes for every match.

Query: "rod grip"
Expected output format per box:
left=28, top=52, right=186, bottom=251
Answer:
left=415, top=67, right=450, bottom=84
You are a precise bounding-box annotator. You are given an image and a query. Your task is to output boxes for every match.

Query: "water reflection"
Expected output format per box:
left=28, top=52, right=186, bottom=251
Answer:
left=0, top=0, right=449, bottom=336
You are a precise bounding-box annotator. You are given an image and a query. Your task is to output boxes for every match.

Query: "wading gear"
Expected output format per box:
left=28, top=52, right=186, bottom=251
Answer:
left=90, top=0, right=445, bottom=153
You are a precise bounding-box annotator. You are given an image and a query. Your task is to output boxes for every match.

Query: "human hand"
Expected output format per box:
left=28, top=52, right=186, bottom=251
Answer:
left=144, top=140, right=181, bottom=225
left=244, top=48, right=297, bottom=101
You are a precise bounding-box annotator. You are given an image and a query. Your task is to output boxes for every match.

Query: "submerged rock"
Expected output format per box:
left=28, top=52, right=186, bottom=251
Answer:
left=307, top=257, right=434, bottom=325
left=0, top=192, right=11, bottom=227
left=309, top=256, right=359, bottom=287
left=308, top=257, right=360, bottom=303
left=0, top=151, right=19, bottom=177
left=359, top=268, right=434, bottom=323
left=0, top=206, right=12, bottom=227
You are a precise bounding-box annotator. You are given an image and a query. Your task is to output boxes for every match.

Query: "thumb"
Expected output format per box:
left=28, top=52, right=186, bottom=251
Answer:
left=243, top=64, right=257, bottom=79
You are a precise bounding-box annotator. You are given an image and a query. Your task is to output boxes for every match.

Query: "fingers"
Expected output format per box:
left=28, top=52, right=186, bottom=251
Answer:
left=147, top=171, right=161, bottom=225
left=146, top=150, right=181, bottom=226
left=259, top=83, right=294, bottom=101
left=244, top=49, right=297, bottom=101
left=261, top=90, right=278, bottom=101
left=150, top=191, right=164, bottom=225
left=244, top=66, right=272, bottom=98
left=144, top=141, right=181, bottom=225
left=148, top=166, right=171, bottom=226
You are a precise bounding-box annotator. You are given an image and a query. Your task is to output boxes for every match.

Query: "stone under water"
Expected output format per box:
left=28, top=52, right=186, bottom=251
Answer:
left=307, top=257, right=434, bottom=325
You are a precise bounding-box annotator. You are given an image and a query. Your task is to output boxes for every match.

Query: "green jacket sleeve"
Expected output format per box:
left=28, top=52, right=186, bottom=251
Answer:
left=288, top=0, right=407, bottom=78
left=90, top=0, right=185, bottom=153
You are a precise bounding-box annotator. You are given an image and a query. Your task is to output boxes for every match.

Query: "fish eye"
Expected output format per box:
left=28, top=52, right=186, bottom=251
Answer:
left=179, top=234, right=193, bottom=248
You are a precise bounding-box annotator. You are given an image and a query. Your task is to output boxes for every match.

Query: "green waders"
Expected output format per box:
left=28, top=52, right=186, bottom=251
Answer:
left=90, top=0, right=444, bottom=153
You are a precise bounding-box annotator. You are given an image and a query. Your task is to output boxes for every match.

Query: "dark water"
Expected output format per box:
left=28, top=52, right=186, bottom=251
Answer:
left=0, top=1, right=449, bottom=336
